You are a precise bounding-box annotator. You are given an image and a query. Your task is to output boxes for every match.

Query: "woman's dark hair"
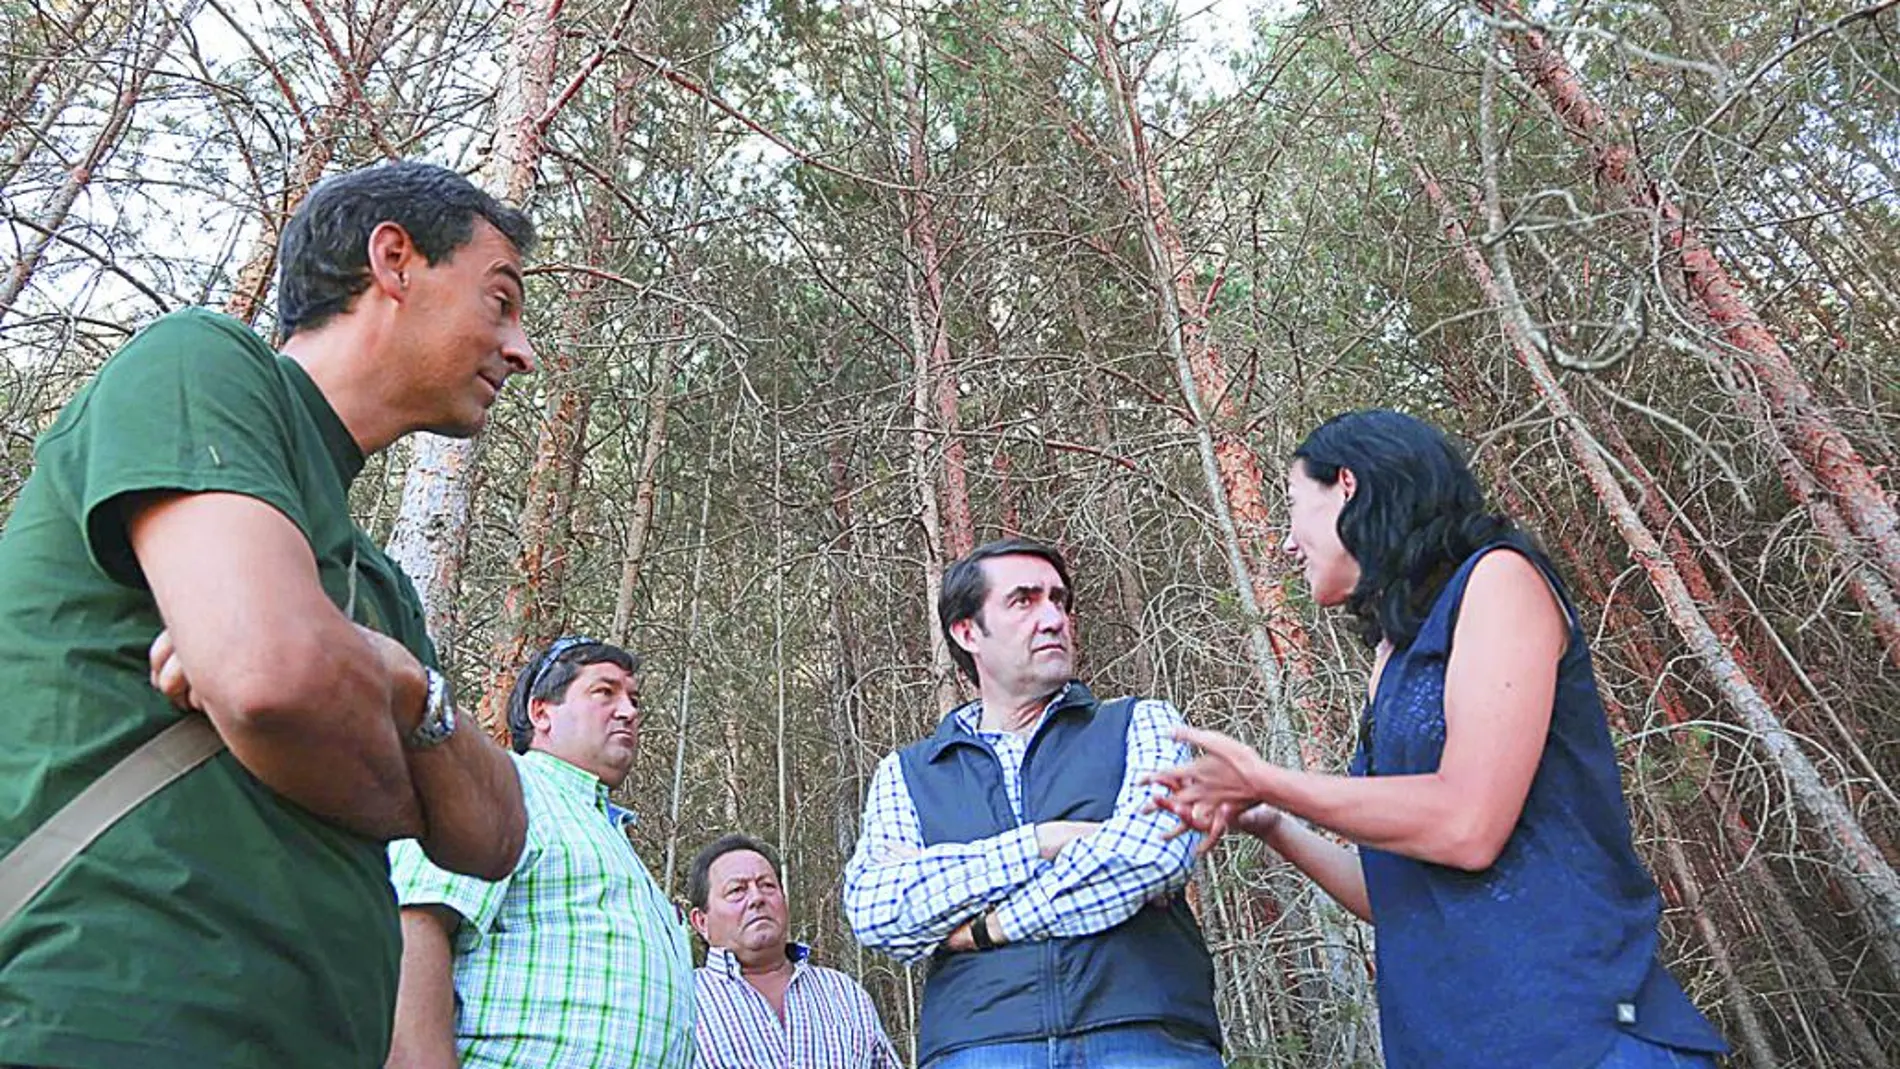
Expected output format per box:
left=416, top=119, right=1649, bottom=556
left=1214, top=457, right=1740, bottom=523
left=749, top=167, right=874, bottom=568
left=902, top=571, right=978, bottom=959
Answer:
left=277, top=160, right=537, bottom=337
left=1293, top=409, right=1542, bottom=649
left=506, top=636, right=641, bottom=753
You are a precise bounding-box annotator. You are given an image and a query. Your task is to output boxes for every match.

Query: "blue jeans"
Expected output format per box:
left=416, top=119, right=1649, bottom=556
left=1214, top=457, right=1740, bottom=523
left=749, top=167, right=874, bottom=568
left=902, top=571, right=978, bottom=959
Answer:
left=1594, top=1032, right=1722, bottom=1068
left=925, top=1023, right=1223, bottom=1068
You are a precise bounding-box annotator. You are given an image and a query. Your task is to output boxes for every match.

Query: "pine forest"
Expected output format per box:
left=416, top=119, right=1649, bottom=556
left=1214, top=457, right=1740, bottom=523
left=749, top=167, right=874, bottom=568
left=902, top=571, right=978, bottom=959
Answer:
left=2, top=0, right=1897, bottom=1064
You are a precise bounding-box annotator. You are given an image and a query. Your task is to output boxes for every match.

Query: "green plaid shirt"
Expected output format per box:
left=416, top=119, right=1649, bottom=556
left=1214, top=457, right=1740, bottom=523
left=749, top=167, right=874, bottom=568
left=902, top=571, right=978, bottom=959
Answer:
left=389, top=749, right=695, bottom=1068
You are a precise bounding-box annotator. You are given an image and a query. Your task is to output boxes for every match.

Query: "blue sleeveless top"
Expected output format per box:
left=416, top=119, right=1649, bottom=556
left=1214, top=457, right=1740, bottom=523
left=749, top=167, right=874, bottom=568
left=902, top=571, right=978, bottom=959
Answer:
left=1351, top=543, right=1726, bottom=1068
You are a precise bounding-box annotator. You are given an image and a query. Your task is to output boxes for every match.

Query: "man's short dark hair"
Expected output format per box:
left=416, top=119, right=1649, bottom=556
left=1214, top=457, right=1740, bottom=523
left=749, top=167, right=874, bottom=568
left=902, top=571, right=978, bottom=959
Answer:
left=276, top=160, right=538, bottom=337
left=686, top=833, right=783, bottom=911
left=937, top=537, right=1074, bottom=684
left=506, top=637, right=641, bottom=754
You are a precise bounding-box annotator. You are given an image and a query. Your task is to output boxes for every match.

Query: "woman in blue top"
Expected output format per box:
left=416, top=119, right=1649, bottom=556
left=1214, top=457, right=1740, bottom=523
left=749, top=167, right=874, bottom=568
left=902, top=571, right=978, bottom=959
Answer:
left=1149, top=410, right=1727, bottom=1068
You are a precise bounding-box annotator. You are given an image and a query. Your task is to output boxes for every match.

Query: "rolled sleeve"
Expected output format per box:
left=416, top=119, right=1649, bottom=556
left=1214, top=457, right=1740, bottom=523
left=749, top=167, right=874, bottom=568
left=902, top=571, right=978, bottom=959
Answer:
left=388, top=837, right=516, bottom=952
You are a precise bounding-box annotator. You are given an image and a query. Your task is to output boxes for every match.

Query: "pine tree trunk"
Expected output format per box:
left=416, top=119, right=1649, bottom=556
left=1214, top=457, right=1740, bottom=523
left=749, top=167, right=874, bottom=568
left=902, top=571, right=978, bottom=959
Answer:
left=661, top=431, right=718, bottom=897
left=1084, top=5, right=1377, bottom=1061
left=224, top=110, right=341, bottom=328
left=909, top=255, right=961, bottom=714
left=0, top=0, right=105, bottom=183
left=385, top=0, right=560, bottom=649
left=0, top=1, right=197, bottom=321
left=610, top=314, right=682, bottom=645
left=0, top=63, right=86, bottom=194
left=1475, top=0, right=1900, bottom=597
left=473, top=70, right=640, bottom=739
left=902, top=25, right=974, bottom=562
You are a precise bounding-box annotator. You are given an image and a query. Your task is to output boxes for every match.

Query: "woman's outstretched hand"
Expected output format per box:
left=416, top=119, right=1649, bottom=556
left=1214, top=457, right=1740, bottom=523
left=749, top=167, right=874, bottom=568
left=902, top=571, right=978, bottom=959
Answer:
left=1145, top=726, right=1281, bottom=855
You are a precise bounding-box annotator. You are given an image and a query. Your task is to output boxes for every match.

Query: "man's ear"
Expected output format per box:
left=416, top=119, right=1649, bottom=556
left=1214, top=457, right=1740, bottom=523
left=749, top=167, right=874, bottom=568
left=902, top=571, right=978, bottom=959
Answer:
left=365, top=221, right=419, bottom=301
left=527, top=696, right=554, bottom=735
left=688, top=907, right=709, bottom=941
left=949, top=617, right=980, bottom=655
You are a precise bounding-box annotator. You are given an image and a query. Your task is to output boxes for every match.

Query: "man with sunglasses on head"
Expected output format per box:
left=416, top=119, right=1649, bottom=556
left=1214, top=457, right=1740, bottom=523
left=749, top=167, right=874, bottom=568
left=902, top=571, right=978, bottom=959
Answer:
left=385, top=637, right=695, bottom=1069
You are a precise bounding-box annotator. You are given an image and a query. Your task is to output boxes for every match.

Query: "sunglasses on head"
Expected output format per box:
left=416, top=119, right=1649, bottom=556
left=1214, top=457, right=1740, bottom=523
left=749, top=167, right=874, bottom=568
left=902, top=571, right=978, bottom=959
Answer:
left=527, top=635, right=605, bottom=695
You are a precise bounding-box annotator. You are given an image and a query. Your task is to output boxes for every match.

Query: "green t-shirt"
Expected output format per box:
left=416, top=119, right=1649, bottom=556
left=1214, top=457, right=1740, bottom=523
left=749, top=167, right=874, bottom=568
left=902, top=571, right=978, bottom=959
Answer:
left=0, top=309, right=439, bottom=1068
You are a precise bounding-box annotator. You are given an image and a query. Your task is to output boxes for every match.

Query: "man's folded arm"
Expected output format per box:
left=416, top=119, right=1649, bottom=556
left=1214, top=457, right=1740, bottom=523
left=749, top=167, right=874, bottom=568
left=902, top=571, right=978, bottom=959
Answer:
left=991, top=699, right=1202, bottom=943
left=131, top=491, right=524, bottom=877
left=843, top=753, right=1044, bottom=962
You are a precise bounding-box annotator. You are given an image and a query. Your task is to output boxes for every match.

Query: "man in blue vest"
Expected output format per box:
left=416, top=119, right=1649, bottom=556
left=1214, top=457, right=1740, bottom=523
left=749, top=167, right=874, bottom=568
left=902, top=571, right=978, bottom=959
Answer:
left=844, top=538, right=1222, bottom=1068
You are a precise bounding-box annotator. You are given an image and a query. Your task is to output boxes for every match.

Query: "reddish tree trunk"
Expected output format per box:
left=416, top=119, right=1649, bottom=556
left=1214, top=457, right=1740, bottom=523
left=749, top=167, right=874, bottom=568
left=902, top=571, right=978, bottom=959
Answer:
left=472, top=78, right=639, bottom=738
left=0, top=63, right=85, bottom=194
left=902, top=37, right=974, bottom=562
left=1558, top=520, right=1888, bottom=1068
left=0, top=0, right=105, bottom=178
left=385, top=0, right=565, bottom=647
left=1088, top=8, right=1375, bottom=1061
left=1084, top=0, right=1321, bottom=741
left=1477, top=0, right=1900, bottom=599
left=225, top=0, right=403, bottom=326
left=224, top=114, right=340, bottom=327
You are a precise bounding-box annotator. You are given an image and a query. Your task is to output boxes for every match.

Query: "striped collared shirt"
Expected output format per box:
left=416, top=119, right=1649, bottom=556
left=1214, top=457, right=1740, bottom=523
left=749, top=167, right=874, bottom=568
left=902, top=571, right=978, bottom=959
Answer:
left=694, top=943, right=901, bottom=1069
left=389, top=749, right=695, bottom=1069
left=842, top=688, right=1202, bottom=962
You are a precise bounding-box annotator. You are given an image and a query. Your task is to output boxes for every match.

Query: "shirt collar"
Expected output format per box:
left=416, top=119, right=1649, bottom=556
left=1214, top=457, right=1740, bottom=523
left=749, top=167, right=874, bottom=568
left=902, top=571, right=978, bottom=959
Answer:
left=276, top=353, right=366, bottom=485
left=705, top=942, right=810, bottom=980
left=926, top=681, right=1094, bottom=761
left=520, top=748, right=613, bottom=812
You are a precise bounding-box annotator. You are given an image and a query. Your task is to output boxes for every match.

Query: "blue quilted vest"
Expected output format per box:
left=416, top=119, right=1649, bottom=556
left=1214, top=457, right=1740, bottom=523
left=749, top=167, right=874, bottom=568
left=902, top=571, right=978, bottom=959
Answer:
left=897, top=684, right=1222, bottom=1065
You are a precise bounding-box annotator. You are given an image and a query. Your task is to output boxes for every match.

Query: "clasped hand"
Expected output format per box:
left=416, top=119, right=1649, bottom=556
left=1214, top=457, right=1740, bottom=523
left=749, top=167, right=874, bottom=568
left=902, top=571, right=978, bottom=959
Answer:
left=148, top=623, right=422, bottom=725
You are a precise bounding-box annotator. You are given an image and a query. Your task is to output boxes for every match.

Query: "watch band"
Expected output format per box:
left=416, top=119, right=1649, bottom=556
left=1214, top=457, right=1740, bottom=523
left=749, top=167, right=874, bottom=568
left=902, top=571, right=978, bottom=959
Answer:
left=970, top=906, right=998, bottom=951
left=405, top=668, right=457, bottom=750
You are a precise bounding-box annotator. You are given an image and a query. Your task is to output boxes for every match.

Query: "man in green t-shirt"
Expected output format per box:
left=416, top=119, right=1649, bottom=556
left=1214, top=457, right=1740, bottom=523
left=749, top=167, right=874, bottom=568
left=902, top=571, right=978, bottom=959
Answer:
left=0, top=162, right=535, bottom=1068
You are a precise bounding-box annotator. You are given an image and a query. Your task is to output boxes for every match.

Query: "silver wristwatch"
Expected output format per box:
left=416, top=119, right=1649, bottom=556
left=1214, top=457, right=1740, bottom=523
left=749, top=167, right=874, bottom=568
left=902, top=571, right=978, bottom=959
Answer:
left=406, top=667, right=458, bottom=750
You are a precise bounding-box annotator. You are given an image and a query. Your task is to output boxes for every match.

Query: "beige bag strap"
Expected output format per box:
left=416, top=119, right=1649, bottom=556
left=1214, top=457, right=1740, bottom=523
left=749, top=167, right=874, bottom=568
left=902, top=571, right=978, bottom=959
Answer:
left=0, top=716, right=225, bottom=930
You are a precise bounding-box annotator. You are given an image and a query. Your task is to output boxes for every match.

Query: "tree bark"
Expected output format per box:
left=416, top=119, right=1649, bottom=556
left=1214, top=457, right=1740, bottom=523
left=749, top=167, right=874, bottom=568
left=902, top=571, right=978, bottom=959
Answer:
left=909, top=252, right=962, bottom=714
left=1082, top=0, right=1324, bottom=756
left=901, top=23, right=974, bottom=563
left=610, top=313, right=682, bottom=646
left=385, top=0, right=560, bottom=648
left=662, top=428, right=719, bottom=899
left=0, top=61, right=87, bottom=195
left=0, top=0, right=105, bottom=190
left=223, top=109, right=341, bottom=328
left=473, top=68, right=640, bottom=740
left=1083, top=5, right=1375, bottom=1061
left=0, top=0, right=197, bottom=322
left=224, top=0, right=403, bottom=327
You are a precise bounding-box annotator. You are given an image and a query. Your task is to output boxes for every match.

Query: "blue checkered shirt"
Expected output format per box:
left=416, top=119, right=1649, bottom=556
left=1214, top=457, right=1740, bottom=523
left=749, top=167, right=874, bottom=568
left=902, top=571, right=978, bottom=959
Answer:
left=843, top=688, right=1202, bottom=962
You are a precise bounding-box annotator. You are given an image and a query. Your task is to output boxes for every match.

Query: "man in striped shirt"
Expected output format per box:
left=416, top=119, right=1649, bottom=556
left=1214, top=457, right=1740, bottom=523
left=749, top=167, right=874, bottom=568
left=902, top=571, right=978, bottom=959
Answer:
left=384, top=637, right=695, bottom=1069
left=689, top=834, right=901, bottom=1069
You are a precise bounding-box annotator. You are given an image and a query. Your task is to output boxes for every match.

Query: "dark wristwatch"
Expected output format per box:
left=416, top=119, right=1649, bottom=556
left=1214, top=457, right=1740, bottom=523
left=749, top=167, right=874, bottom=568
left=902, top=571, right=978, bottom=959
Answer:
left=405, top=668, right=457, bottom=750
left=970, top=906, right=999, bottom=951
